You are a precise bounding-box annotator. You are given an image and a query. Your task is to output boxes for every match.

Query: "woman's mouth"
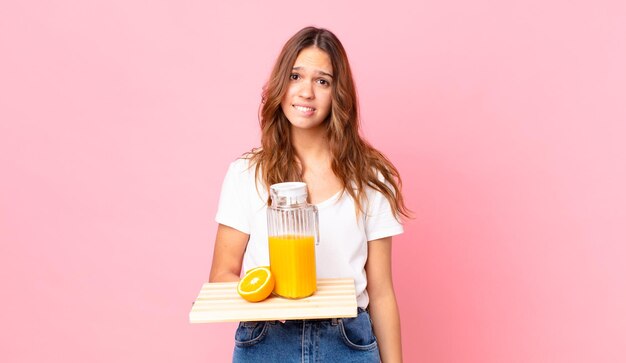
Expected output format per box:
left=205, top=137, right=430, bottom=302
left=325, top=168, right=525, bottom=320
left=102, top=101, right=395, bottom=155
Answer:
left=293, top=105, right=316, bottom=114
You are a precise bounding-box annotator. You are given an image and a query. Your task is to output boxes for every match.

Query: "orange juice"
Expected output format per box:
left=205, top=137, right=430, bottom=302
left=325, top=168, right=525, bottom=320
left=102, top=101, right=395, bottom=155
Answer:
left=268, top=235, right=316, bottom=298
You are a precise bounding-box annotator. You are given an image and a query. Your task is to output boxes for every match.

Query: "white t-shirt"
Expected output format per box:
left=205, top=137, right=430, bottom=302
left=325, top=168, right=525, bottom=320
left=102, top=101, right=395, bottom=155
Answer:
left=215, top=157, right=403, bottom=308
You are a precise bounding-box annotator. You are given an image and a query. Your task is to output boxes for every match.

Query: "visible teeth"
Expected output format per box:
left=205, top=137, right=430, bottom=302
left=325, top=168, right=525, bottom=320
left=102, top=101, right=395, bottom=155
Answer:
left=294, top=105, right=314, bottom=112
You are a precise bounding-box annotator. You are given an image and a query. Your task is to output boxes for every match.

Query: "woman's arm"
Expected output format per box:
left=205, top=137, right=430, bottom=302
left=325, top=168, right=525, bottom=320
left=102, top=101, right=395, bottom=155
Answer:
left=366, top=236, right=403, bottom=362
left=209, top=224, right=249, bottom=282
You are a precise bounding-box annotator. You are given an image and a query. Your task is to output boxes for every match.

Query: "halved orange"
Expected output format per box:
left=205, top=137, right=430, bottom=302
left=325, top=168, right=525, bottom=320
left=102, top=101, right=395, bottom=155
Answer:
left=237, top=266, right=275, bottom=302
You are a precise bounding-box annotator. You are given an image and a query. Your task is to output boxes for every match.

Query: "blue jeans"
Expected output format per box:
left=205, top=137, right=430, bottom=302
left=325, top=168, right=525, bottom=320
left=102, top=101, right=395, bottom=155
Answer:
left=232, top=308, right=380, bottom=362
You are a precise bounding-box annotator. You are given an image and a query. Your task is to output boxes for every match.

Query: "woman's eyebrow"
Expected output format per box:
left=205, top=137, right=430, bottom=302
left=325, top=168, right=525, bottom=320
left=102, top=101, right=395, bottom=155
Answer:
left=292, top=66, right=334, bottom=78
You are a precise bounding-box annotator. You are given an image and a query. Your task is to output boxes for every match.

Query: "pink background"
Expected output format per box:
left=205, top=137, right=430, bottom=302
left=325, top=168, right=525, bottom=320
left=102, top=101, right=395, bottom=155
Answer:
left=2, top=1, right=625, bottom=362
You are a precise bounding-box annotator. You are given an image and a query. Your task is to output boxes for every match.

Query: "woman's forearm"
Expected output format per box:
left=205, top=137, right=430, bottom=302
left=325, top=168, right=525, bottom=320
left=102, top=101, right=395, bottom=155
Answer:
left=369, top=294, right=403, bottom=362
left=208, top=271, right=241, bottom=282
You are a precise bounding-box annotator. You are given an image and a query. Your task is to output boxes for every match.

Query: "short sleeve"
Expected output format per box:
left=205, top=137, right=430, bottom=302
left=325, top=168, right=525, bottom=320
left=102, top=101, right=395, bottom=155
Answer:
left=215, top=160, right=251, bottom=234
left=364, top=181, right=404, bottom=241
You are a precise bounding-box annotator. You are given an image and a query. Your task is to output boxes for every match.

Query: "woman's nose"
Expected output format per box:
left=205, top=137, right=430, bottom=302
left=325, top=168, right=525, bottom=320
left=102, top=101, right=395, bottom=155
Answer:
left=298, top=81, right=314, bottom=99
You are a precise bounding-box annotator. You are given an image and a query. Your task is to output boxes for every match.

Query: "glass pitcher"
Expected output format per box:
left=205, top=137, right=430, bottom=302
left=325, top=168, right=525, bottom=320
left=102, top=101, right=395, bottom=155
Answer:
left=267, top=182, right=319, bottom=299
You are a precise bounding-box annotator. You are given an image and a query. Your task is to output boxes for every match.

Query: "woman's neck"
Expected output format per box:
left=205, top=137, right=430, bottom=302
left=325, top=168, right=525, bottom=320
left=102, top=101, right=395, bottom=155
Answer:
left=290, top=125, right=331, bottom=167
left=289, top=125, right=342, bottom=204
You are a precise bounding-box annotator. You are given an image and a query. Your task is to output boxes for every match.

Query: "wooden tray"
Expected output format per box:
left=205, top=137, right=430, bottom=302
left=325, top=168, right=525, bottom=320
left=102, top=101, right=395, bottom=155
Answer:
left=189, top=278, right=357, bottom=323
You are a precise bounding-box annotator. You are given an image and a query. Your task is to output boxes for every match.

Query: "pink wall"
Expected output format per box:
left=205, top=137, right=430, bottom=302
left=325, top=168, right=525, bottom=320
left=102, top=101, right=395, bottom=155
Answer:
left=2, top=1, right=625, bottom=362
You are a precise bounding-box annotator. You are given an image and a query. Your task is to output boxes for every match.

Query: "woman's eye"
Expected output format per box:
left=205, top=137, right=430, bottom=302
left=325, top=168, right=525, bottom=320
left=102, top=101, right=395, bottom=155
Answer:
left=318, top=79, right=330, bottom=86
left=289, top=74, right=300, bottom=80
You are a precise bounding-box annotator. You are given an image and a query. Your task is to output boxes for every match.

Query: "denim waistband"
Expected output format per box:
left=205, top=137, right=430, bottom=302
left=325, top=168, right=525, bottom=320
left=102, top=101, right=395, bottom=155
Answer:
left=242, top=307, right=368, bottom=327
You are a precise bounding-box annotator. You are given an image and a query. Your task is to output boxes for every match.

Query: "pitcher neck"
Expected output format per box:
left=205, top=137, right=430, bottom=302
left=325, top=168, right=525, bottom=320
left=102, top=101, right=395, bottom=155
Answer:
left=269, top=182, right=309, bottom=208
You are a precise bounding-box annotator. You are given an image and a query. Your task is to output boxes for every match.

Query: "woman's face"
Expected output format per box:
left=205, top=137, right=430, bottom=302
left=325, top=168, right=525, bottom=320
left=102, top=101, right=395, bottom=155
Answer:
left=280, top=47, right=333, bottom=132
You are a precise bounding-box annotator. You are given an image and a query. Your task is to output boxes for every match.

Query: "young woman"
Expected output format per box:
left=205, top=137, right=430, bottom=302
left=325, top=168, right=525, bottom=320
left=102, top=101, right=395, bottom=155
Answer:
left=209, top=26, right=410, bottom=362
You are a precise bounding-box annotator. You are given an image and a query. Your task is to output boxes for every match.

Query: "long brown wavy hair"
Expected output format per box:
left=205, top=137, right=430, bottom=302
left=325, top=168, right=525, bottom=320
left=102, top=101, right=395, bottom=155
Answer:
left=248, top=26, right=410, bottom=220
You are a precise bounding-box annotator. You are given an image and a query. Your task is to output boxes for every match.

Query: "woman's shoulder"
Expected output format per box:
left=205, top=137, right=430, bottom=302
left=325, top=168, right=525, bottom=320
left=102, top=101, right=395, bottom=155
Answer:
left=227, top=148, right=261, bottom=170
left=222, top=150, right=264, bottom=188
left=229, top=156, right=252, bottom=170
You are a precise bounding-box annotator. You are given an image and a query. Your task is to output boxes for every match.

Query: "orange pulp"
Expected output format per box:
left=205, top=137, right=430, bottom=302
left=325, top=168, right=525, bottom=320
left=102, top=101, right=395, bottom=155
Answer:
left=237, top=266, right=275, bottom=302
